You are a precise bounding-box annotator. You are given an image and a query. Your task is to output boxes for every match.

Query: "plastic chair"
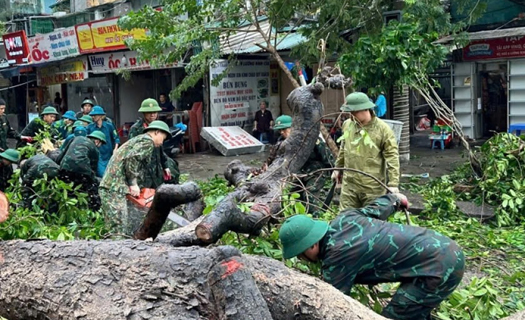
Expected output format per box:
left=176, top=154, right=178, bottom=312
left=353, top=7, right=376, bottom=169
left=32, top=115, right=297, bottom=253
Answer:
left=188, top=102, right=203, bottom=153
left=431, top=138, right=445, bottom=150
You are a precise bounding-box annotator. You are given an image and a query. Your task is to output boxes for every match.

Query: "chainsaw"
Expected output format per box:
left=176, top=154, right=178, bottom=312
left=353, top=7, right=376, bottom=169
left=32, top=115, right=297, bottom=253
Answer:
left=126, top=188, right=190, bottom=227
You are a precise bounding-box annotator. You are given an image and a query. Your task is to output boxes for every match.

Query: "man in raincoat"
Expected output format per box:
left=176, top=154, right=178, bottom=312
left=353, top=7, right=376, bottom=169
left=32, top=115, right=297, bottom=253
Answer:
left=279, top=194, right=465, bottom=320
left=332, top=92, right=399, bottom=209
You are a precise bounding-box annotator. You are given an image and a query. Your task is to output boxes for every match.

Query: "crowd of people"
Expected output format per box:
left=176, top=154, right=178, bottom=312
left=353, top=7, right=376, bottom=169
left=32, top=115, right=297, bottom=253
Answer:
left=0, top=96, right=179, bottom=235
left=0, top=90, right=464, bottom=320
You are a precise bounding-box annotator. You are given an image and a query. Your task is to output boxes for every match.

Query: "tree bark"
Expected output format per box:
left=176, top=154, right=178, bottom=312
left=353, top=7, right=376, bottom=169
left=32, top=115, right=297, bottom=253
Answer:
left=195, top=84, right=325, bottom=244
left=393, top=85, right=410, bottom=162
left=502, top=310, right=525, bottom=320
left=0, top=240, right=387, bottom=320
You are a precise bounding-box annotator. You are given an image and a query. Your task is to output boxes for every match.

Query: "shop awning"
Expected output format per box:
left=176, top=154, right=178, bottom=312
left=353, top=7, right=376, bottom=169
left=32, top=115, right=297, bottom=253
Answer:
left=435, top=27, right=525, bottom=44
left=220, top=20, right=307, bottom=55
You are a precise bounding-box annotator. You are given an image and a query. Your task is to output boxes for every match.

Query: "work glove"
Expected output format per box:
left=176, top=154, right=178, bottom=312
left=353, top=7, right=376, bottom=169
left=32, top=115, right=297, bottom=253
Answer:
left=163, top=168, right=172, bottom=181
left=129, top=185, right=140, bottom=197
left=21, top=136, right=33, bottom=143
left=388, top=187, right=400, bottom=194
left=394, top=193, right=409, bottom=210
left=331, top=170, right=341, bottom=183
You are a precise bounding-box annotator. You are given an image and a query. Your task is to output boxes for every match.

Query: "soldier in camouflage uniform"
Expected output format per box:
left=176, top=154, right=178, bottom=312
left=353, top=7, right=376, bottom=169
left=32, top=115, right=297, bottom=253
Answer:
left=128, top=98, right=180, bottom=186
left=99, top=121, right=171, bottom=236
left=279, top=194, right=465, bottom=320
left=0, top=149, right=19, bottom=191
left=53, top=110, right=77, bottom=139
left=18, top=106, right=61, bottom=148
left=57, top=131, right=106, bottom=211
left=20, top=154, right=60, bottom=208
left=333, top=92, right=400, bottom=209
left=0, top=99, right=23, bottom=151
left=264, top=115, right=334, bottom=215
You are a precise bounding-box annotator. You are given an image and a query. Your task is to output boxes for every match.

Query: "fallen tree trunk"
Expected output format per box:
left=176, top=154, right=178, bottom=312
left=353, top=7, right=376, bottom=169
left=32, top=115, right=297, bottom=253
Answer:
left=0, top=240, right=386, bottom=320
left=194, top=84, right=325, bottom=244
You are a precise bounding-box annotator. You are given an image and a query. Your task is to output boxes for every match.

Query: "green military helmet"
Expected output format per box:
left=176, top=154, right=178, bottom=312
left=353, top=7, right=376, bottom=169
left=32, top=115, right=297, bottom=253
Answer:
left=144, top=120, right=172, bottom=138
left=82, top=99, right=95, bottom=107
left=340, top=92, right=375, bottom=112
left=79, top=115, right=93, bottom=124
left=73, top=120, right=85, bottom=129
left=41, top=106, right=59, bottom=115
left=89, top=106, right=106, bottom=116
left=87, top=131, right=107, bottom=144
left=139, top=98, right=162, bottom=113
left=0, top=149, right=20, bottom=163
left=279, top=215, right=329, bottom=259
left=274, top=115, right=292, bottom=130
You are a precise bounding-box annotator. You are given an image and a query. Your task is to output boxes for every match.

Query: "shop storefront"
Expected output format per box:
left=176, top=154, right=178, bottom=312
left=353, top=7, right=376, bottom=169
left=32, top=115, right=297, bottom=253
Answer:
left=451, top=32, right=525, bottom=139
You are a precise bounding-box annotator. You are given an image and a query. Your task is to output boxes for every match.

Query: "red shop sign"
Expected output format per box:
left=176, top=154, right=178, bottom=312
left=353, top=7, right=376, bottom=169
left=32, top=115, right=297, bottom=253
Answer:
left=463, top=36, right=525, bottom=61
left=2, top=30, right=30, bottom=65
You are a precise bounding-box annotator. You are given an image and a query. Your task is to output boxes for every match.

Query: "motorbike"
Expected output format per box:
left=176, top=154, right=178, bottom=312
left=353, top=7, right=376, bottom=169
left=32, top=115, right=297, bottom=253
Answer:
left=163, top=122, right=187, bottom=158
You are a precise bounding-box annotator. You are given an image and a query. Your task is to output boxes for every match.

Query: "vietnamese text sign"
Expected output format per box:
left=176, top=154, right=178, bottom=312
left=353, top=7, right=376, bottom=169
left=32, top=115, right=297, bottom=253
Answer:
left=75, top=17, right=148, bottom=54
left=200, top=126, right=264, bottom=156
left=88, top=51, right=177, bottom=73
left=209, top=59, right=270, bottom=127
left=464, top=36, right=525, bottom=61
left=2, top=31, right=30, bottom=65
left=37, top=57, right=88, bottom=86
left=28, top=27, right=80, bottom=63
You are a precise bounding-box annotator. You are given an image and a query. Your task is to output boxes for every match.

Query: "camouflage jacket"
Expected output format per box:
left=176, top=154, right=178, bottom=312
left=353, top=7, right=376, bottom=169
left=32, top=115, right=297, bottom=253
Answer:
left=129, top=118, right=169, bottom=169
left=21, top=154, right=60, bottom=183
left=0, top=163, right=14, bottom=191
left=266, top=135, right=334, bottom=173
left=319, top=194, right=463, bottom=294
left=57, top=136, right=99, bottom=179
left=0, top=115, right=20, bottom=151
left=99, top=134, right=155, bottom=194
left=60, top=127, right=88, bottom=151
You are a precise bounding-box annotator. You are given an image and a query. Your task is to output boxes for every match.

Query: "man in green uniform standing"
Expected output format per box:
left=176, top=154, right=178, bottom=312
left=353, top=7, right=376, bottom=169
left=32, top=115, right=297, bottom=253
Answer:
left=332, top=92, right=400, bottom=209
left=279, top=194, right=465, bottom=320
left=57, top=131, right=106, bottom=210
left=263, top=115, right=333, bottom=214
left=53, top=110, right=77, bottom=139
left=99, top=121, right=171, bottom=236
left=76, top=99, right=95, bottom=120
left=0, top=99, right=24, bottom=151
left=129, top=98, right=179, bottom=186
left=19, top=106, right=61, bottom=147
left=0, top=149, right=19, bottom=191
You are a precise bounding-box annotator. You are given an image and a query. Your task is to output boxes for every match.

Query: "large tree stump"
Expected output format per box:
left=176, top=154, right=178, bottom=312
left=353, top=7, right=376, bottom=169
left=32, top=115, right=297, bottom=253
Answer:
left=0, top=240, right=386, bottom=320
left=194, top=84, right=325, bottom=244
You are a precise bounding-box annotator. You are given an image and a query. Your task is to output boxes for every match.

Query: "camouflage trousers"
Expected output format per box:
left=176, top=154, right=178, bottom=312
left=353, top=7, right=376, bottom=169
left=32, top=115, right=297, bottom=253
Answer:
left=99, top=188, right=148, bottom=237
